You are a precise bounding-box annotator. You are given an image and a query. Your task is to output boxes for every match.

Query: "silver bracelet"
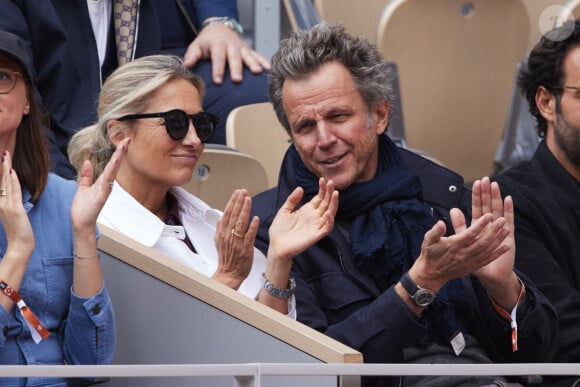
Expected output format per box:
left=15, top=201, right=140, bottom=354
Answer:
left=74, top=252, right=100, bottom=260
left=201, top=16, right=243, bottom=36
left=260, top=272, right=296, bottom=299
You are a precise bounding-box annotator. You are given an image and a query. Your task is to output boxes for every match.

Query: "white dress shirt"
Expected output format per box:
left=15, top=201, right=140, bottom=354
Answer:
left=87, top=0, right=111, bottom=67
left=98, top=182, right=295, bottom=316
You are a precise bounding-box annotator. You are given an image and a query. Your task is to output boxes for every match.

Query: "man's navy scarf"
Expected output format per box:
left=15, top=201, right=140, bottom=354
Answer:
left=290, top=134, right=469, bottom=345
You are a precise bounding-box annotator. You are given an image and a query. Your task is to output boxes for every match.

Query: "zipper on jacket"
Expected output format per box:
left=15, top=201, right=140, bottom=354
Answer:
left=331, top=239, right=373, bottom=293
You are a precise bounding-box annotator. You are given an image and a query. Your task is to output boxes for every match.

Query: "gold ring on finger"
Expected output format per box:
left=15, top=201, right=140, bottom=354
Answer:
left=231, top=229, right=244, bottom=238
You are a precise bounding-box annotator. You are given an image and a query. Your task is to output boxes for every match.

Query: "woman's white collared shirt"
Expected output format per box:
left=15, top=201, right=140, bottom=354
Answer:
left=98, top=183, right=296, bottom=317
left=98, top=183, right=266, bottom=298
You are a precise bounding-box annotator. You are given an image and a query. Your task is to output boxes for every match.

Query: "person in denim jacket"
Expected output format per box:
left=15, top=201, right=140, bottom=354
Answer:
left=0, top=31, right=127, bottom=386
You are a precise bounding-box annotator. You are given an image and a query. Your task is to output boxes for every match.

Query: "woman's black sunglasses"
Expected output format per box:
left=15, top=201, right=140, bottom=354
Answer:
left=118, top=109, right=219, bottom=143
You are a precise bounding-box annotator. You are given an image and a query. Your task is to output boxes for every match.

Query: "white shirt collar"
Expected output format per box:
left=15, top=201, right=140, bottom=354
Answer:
left=98, top=182, right=219, bottom=247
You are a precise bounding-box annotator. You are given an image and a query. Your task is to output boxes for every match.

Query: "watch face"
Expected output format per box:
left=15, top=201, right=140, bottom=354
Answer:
left=413, top=289, right=436, bottom=307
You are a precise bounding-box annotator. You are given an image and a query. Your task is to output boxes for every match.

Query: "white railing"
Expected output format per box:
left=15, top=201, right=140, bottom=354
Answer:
left=1, top=363, right=579, bottom=387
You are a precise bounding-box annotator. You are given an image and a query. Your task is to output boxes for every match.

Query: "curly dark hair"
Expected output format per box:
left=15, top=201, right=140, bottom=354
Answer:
left=519, top=19, right=580, bottom=138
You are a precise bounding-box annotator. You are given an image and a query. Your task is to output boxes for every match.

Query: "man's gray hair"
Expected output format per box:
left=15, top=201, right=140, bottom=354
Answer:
left=268, top=23, right=396, bottom=132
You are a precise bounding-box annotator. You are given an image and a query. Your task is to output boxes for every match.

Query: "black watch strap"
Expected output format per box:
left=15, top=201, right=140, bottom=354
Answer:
left=400, top=271, right=417, bottom=294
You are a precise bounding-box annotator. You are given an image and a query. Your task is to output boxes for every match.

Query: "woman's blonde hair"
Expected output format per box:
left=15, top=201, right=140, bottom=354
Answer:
left=68, top=54, right=205, bottom=181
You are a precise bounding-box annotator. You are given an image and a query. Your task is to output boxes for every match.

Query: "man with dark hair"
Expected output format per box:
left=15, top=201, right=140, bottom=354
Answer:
left=251, top=23, right=558, bottom=387
left=494, top=19, right=580, bottom=386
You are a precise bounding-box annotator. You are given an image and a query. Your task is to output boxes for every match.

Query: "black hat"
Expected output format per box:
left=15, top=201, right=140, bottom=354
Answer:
left=0, top=30, right=33, bottom=83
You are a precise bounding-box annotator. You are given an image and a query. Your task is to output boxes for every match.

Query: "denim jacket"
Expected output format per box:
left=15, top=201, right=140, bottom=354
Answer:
left=0, top=174, right=116, bottom=386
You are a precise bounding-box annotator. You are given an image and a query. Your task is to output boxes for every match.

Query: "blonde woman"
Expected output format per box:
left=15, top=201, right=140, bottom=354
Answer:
left=68, top=55, right=338, bottom=316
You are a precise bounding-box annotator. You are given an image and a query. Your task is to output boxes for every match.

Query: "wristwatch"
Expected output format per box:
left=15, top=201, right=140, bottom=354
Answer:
left=400, top=271, right=436, bottom=307
left=202, top=16, right=244, bottom=36
left=261, top=273, right=296, bottom=299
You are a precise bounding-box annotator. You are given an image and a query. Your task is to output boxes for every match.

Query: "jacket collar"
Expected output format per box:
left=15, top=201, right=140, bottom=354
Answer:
left=275, top=140, right=468, bottom=214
